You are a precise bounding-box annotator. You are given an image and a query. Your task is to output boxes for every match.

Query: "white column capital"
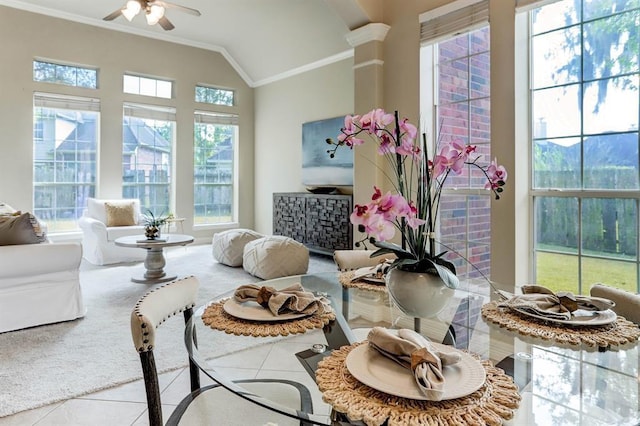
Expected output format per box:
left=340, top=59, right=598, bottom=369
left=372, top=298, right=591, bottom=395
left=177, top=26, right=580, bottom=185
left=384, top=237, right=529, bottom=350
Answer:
left=345, top=23, right=390, bottom=47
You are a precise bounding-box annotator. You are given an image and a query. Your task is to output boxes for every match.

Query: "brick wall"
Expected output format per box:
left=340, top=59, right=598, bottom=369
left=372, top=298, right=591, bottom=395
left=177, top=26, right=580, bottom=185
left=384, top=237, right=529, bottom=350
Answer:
left=436, top=27, right=492, bottom=280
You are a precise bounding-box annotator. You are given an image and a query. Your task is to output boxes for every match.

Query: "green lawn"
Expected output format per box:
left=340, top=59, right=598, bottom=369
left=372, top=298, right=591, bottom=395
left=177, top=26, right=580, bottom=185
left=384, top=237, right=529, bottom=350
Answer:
left=536, top=251, right=637, bottom=294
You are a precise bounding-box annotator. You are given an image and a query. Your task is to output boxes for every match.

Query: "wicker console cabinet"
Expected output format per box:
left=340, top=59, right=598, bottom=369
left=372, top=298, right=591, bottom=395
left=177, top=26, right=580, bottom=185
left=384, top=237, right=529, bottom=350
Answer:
left=273, top=192, right=353, bottom=255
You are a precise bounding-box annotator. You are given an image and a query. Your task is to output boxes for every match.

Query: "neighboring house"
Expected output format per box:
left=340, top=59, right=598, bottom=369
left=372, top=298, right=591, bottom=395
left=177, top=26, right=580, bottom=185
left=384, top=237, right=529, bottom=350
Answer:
left=34, top=112, right=170, bottom=220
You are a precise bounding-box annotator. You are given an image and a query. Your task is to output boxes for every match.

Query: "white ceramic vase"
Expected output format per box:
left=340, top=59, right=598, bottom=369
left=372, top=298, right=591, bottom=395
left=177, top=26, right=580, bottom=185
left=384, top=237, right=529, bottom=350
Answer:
left=385, top=267, right=455, bottom=318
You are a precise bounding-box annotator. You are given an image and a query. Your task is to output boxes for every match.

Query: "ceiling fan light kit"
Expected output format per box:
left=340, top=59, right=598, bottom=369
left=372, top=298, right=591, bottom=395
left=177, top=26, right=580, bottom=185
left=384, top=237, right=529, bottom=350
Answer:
left=146, top=4, right=165, bottom=25
left=104, top=0, right=200, bottom=31
left=121, top=0, right=141, bottom=21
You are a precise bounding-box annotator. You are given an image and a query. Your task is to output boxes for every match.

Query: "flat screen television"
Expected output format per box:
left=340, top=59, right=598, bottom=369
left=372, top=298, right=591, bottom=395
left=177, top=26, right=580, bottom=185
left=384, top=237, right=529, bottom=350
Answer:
left=301, top=116, right=353, bottom=187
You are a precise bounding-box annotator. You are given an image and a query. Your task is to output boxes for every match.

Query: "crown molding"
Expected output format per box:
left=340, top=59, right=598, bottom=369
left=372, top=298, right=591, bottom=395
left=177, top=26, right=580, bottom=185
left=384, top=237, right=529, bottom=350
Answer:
left=345, top=22, right=390, bottom=47
left=252, top=49, right=354, bottom=87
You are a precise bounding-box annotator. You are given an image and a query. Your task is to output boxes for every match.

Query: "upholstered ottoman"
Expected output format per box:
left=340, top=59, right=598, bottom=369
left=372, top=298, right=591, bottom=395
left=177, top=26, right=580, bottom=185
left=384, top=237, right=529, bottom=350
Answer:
left=212, top=229, right=263, bottom=267
left=242, top=236, right=309, bottom=279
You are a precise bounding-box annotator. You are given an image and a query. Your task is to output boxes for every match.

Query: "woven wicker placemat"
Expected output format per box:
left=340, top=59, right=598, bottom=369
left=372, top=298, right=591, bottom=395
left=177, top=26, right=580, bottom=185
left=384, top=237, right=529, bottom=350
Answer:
left=482, top=301, right=640, bottom=348
left=316, top=342, right=520, bottom=426
left=339, top=271, right=388, bottom=294
left=201, top=299, right=336, bottom=337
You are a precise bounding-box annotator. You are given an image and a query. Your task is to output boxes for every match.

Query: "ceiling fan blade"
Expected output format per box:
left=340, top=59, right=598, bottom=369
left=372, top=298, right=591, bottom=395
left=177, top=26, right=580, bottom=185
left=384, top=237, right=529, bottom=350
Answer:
left=156, top=1, right=201, bottom=16
left=103, top=9, right=123, bottom=21
left=157, top=16, right=175, bottom=31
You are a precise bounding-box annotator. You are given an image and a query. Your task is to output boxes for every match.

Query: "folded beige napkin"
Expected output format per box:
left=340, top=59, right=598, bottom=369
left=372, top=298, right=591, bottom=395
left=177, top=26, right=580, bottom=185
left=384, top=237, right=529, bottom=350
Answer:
left=234, top=283, right=330, bottom=316
left=367, top=327, right=461, bottom=401
left=350, top=259, right=393, bottom=284
left=498, top=285, right=615, bottom=321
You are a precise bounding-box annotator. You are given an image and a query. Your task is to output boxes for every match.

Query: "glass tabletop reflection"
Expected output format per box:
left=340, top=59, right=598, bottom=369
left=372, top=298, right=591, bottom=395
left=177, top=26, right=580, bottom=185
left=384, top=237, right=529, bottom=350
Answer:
left=184, top=272, right=640, bottom=426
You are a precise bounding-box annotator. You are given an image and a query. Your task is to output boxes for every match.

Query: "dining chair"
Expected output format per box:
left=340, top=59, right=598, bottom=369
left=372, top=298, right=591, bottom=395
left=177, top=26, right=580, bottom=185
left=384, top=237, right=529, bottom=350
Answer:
left=333, top=249, right=395, bottom=271
left=590, top=283, right=640, bottom=325
left=131, top=275, right=313, bottom=426
left=333, top=249, right=396, bottom=321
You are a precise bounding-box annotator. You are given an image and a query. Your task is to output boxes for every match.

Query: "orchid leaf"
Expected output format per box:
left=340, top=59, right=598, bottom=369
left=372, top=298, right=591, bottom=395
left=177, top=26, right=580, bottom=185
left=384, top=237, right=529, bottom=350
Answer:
left=371, top=241, right=416, bottom=259
left=394, top=257, right=459, bottom=289
left=432, top=256, right=457, bottom=276
left=432, top=263, right=460, bottom=289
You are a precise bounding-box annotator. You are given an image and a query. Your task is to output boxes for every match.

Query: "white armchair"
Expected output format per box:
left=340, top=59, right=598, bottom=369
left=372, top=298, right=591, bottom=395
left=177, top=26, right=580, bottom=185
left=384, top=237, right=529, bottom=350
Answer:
left=0, top=241, right=85, bottom=333
left=78, top=198, right=147, bottom=265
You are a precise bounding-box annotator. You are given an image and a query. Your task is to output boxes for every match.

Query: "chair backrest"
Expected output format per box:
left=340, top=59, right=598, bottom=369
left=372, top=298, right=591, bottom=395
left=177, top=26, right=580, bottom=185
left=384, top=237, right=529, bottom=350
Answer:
left=87, top=198, right=142, bottom=225
left=131, top=276, right=200, bottom=426
left=590, top=283, right=640, bottom=325
left=333, top=249, right=396, bottom=271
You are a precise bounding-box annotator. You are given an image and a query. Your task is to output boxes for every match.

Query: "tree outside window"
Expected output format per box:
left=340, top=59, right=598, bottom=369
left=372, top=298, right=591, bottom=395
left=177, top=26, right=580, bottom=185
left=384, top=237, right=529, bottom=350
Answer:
left=531, top=0, right=640, bottom=293
left=193, top=111, right=236, bottom=224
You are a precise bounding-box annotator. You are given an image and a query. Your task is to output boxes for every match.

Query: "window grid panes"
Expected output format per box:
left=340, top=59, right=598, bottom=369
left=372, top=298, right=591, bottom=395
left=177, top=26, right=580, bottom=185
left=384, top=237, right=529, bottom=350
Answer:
left=434, top=27, right=492, bottom=285
left=531, top=0, right=640, bottom=293
left=33, top=60, right=97, bottom=89
left=33, top=99, right=98, bottom=232
left=193, top=112, right=236, bottom=224
left=195, top=85, right=234, bottom=106
left=123, top=74, right=172, bottom=99
left=122, top=105, right=175, bottom=216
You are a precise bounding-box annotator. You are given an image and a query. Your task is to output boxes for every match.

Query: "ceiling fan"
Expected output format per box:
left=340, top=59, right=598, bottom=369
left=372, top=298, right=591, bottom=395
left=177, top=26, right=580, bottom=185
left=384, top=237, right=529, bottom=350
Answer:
left=103, top=0, right=201, bottom=31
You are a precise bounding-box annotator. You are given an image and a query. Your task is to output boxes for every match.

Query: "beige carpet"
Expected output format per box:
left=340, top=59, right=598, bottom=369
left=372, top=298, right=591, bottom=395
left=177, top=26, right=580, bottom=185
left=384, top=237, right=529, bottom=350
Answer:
left=0, top=244, right=335, bottom=417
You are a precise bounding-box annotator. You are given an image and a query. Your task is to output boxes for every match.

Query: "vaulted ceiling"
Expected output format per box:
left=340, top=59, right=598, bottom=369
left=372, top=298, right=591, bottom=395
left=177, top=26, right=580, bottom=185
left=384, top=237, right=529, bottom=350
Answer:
left=0, top=0, right=375, bottom=87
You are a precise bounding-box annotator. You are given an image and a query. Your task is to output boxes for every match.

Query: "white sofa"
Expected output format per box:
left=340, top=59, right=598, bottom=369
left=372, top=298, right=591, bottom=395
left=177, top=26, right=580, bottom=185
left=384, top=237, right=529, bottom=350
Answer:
left=0, top=241, right=85, bottom=333
left=78, top=198, right=147, bottom=265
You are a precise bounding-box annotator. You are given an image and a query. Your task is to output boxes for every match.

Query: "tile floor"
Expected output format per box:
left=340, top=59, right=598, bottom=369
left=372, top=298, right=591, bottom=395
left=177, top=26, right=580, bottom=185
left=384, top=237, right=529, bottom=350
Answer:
left=0, top=330, right=335, bottom=426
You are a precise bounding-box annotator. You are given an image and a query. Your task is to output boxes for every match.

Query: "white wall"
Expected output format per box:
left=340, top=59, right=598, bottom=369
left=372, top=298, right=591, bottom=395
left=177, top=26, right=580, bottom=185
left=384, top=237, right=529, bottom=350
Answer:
left=253, top=59, right=354, bottom=234
left=0, top=6, right=254, bottom=241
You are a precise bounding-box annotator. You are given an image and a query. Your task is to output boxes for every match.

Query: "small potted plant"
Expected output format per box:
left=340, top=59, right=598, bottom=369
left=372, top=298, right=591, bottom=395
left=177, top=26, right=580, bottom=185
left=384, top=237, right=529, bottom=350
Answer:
left=143, top=210, right=169, bottom=240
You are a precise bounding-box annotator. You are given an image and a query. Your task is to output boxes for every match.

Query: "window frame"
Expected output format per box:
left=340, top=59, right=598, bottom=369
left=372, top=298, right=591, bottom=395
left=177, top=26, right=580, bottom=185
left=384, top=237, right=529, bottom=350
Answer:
left=33, top=59, right=98, bottom=89
left=195, top=85, right=235, bottom=106
left=193, top=110, right=239, bottom=226
left=527, top=1, right=640, bottom=294
left=122, top=102, right=176, bottom=216
left=123, top=73, right=173, bottom=99
left=33, top=92, right=100, bottom=233
left=421, top=25, right=494, bottom=285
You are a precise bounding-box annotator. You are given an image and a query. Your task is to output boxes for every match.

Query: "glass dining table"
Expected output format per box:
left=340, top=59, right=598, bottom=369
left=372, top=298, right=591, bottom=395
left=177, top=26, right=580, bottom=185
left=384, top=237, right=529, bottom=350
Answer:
left=184, top=272, right=640, bottom=425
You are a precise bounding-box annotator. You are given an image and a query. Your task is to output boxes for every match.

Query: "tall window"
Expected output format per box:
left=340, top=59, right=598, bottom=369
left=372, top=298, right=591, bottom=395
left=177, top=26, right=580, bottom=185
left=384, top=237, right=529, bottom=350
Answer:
left=122, top=103, right=175, bottom=215
left=193, top=111, right=238, bottom=224
left=33, top=93, right=99, bottom=232
left=531, top=0, right=640, bottom=294
left=421, top=25, right=492, bottom=286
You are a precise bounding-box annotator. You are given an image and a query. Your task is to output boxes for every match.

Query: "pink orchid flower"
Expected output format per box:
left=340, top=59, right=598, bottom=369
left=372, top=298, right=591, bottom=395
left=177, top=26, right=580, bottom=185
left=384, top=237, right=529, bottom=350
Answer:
left=360, top=109, right=394, bottom=136
left=378, top=133, right=396, bottom=155
left=364, top=212, right=396, bottom=241
left=406, top=201, right=427, bottom=228
left=396, top=138, right=422, bottom=160
left=485, top=158, right=508, bottom=189
left=400, top=118, right=418, bottom=141
left=350, top=203, right=376, bottom=227
left=432, top=140, right=474, bottom=178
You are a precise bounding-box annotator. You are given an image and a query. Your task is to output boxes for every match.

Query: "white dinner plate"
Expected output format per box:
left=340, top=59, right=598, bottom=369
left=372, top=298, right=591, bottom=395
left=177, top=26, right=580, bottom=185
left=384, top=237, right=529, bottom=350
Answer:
left=222, top=299, right=309, bottom=322
left=359, top=276, right=386, bottom=285
left=512, top=307, right=617, bottom=326
left=345, top=342, right=486, bottom=400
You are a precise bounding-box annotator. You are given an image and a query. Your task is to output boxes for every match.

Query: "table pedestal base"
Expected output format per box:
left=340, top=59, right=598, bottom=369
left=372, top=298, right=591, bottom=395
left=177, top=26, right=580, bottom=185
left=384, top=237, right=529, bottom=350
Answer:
left=131, top=247, right=176, bottom=284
